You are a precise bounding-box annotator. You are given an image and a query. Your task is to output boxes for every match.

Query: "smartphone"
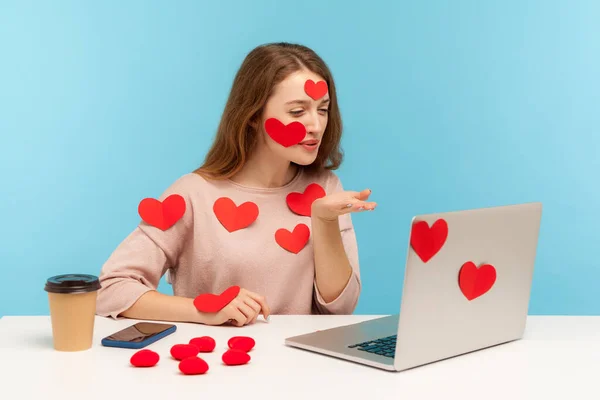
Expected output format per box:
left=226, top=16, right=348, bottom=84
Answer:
left=101, top=322, right=177, bottom=349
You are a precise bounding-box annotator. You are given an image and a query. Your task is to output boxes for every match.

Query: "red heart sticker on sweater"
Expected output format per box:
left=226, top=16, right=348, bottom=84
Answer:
left=264, top=118, right=306, bottom=147
left=228, top=336, right=256, bottom=352
left=213, top=197, right=259, bottom=232
left=410, top=219, right=448, bottom=263
left=130, top=349, right=159, bottom=367
left=138, top=194, right=186, bottom=230
left=459, top=261, right=497, bottom=301
left=193, top=285, right=240, bottom=313
left=189, top=336, right=216, bottom=353
left=275, top=223, right=310, bottom=254
left=179, top=357, right=209, bottom=375
left=286, top=183, right=326, bottom=217
left=170, top=344, right=200, bottom=361
left=304, top=79, right=328, bottom=100
left=222, top=349, right=251, bottom=366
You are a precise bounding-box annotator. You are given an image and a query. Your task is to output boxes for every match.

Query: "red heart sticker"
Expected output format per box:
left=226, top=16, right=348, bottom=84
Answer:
left=264, top=118, right=306, bottom=147
left=286, top=183, right=326, bottom=217
left=459, top=261, right=497, bottom=301
left=213, top=197, right=259, bottom=232
left=304, top=79, right=328, bottom=100
left=222, top=349, right=251, bottom=366
left=138, top=194, right=186, bottom=230
left=130, top=349, right=159, bottom=367
left=179, top=356, right=209, bottom=375
left=410, top=219, right=448, bottom=263
left=228, top=336, right=256, bottom=352
left=189, top=336, right=216, bottom=353
left=193, top=285, right=240, bottom=313
left=275, top=223, right=310, bottom=254
left=170, top=344, right=200, bottom=361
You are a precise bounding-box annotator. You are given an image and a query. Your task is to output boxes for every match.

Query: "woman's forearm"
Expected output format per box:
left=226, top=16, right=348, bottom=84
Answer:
left=311, top=216, right=353, bottom=303
left=120, top=290, right=211, bottom=324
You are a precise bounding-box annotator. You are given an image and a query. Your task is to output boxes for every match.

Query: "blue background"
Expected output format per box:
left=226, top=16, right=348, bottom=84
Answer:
left=1, top=0, right=598, bottom=317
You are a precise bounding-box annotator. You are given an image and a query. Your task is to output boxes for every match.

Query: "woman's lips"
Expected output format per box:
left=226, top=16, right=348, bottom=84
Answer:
left=299, top=139, right=319, bottom=151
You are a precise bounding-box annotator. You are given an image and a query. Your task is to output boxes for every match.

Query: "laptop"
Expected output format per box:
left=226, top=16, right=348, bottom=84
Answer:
left=285, top=202, right=543, bottom=371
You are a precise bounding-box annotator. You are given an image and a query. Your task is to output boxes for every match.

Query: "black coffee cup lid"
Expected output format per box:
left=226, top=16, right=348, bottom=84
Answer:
left=44, top=274, right=101, bottom=294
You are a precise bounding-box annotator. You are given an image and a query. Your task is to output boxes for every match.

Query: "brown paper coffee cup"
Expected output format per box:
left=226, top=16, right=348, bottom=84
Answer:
left=44, top=274, right=101, bottom=352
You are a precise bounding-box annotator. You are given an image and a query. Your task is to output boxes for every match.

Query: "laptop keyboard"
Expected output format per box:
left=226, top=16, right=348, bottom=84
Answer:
left=348, top=335, right=397, bottom=358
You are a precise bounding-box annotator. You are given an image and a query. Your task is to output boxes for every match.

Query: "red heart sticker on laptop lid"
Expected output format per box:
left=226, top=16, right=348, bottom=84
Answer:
left=459, top=261, right=497, bottom=300
left=410, top=219, right=448, bottom=263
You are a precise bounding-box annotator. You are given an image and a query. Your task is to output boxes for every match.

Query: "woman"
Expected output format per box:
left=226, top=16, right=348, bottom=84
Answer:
left=96, top=42, right=377, bottom=327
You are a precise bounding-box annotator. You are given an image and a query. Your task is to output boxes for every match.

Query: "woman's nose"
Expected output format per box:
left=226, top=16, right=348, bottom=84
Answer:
left=304, top=113, right=322, bottom=133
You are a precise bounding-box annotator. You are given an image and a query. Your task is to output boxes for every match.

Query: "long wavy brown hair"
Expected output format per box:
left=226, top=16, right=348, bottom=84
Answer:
left=194, top=42, right=343, bottom=180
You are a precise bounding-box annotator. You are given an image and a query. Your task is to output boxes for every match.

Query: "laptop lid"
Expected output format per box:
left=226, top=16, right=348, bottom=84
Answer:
left=393, top=202, right=542, bottom=371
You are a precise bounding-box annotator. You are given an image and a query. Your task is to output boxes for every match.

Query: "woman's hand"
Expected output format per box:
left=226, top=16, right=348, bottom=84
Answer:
left=204, top=288, right=271, bottom=327
left=311, top=188, right=376, bottom=221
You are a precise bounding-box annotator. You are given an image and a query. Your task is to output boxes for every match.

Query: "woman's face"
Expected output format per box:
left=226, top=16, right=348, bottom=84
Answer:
left=260, top=69, right=330, bottom=166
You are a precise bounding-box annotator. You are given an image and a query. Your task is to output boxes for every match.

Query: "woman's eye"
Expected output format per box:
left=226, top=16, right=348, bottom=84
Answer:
left=318, top=108, right=329, bottom=114
left=289, top=110, right=303, bottom=116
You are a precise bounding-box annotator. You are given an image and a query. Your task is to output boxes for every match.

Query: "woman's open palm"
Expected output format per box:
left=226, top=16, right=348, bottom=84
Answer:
left=312, top=188, right=376, bottom=221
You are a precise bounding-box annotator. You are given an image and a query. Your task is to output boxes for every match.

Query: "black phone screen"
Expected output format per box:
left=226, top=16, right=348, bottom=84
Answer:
left=104, top=322, right=175, bottom=343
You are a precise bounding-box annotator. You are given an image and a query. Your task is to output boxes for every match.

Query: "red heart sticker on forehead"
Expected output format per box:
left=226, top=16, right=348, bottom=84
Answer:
left=304, top=80, right=328, bottom=100
left=264, top=118, right=306, bottom=147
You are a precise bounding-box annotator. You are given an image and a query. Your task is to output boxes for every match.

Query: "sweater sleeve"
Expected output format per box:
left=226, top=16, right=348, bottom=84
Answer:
left=95, top=175, right=195, bottom=319
left=312, top=173, right=362, bottom=315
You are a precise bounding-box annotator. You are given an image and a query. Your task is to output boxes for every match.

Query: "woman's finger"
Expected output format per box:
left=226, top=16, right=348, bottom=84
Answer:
left=227, top=307, right=248, bottom=327
left=237, top=302, right=258, bottom=324
left=342, top=198, right=360, bottom=210
left=354, top=189, right=372, bottom=201
left=350, top=201, right=377, bottom=212
left=243, top=297, right=262, bottom=324
left=246, top=291, right=271, bottom=320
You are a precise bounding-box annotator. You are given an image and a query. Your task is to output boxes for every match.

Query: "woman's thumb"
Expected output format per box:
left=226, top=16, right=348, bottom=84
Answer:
left=356, top=188, right=372, bottom=200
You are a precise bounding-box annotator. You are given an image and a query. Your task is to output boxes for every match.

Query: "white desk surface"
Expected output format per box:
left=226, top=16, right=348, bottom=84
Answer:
left=1, top=315, right=599, bottom=400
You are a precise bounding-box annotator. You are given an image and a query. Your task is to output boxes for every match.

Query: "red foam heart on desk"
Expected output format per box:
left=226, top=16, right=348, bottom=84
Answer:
left=138, top=194, right=186, bottom=230
left=170, top=344, right=200, bottom=360
left=130, top=349, right=159, bottom=367
left=222, top=349, right=251, bottom=366
left=194, top=285, right=240, bottom=313
left=189, top=336, right=216, bottom=353
left=179, top=356, right=209, bottom=375
left=228, top=336, right=256, bottom=352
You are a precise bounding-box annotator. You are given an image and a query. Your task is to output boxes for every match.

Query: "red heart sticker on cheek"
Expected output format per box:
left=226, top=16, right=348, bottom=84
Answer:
left=264, top=118, right=306, bottom=147
left=193, top=285, right=240, bottom=313
left=138, top=194, right=186, bottom=230
left=304, top=79, right=328, bottom=100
